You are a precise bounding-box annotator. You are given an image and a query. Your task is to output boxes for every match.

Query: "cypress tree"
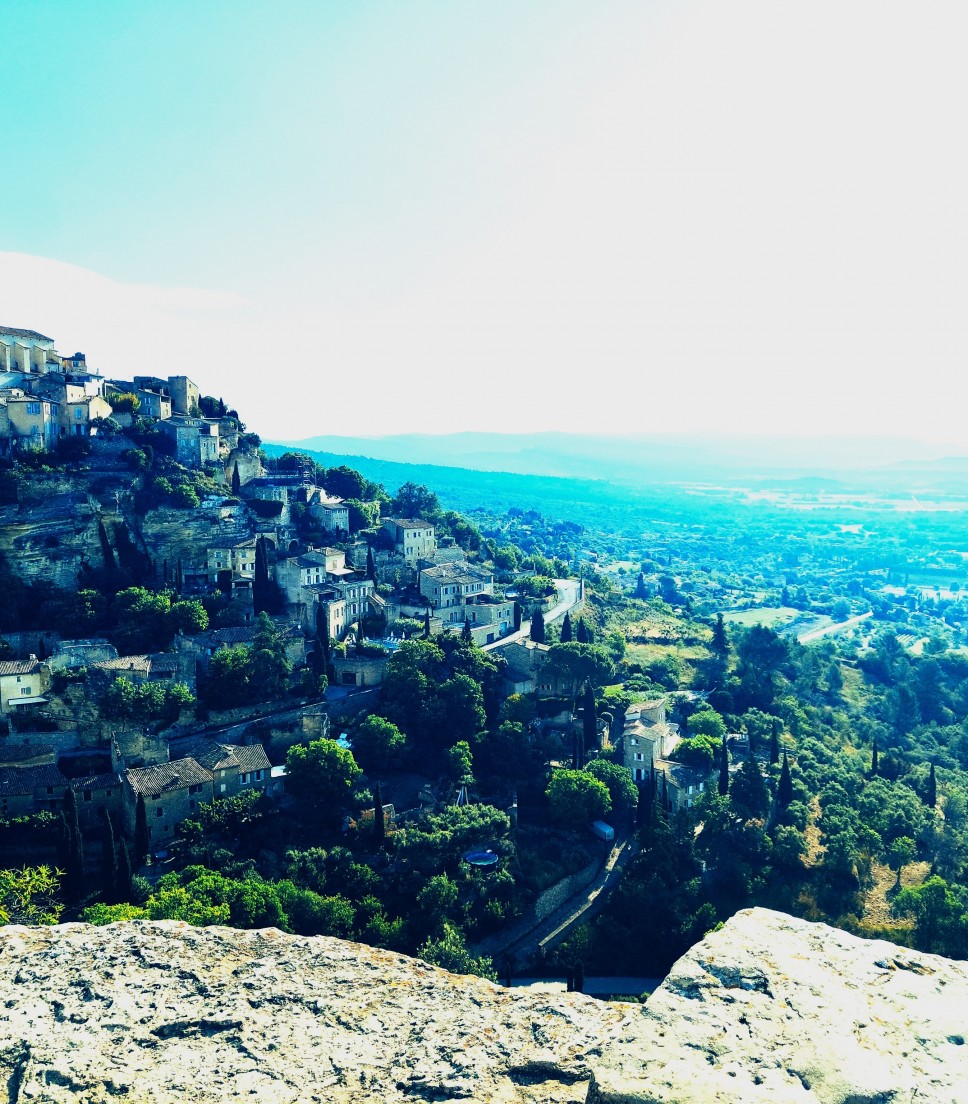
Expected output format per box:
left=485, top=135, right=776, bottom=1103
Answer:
left=927, top=762, right=937, bottom=808
left=97, top=518, right=117, bottom=580
left=711, top=613, right=729, bottom=658
left=231, top=463, right=241, bottom=495
left=576, top=618, right=590, bottom=644
left=253, top=536, right=270, bottom=615
left=115, top=838, right=133, bottom=903
left=583, top=684, right=597, bottom=753
left=101, top=808, right=118, bottom=902
left=423, top=609, right=431, bottom=638
left=513, top=602, right=522, bottom=632
left=134, top=793, right=150, bottom=867
left=634, top=572, right=649, bottom=600
left=373, top=779, right=385, bottom=846
left=530, top=606, right=545, bottom=644
left=63, top=788, right=84, bottom=903
left=777, top=750, right=793, bottom=808
left=560, top=612, right=573, bottom=643
left=461, top=617, right=472, bottom=644
left=718, top=736, right=730, bottom=796
left=769, top=721, right=780, bottom=765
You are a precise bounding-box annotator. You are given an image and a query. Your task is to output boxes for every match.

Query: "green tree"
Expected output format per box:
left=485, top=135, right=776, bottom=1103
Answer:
left=0, top=867, right=63, bottom=926
left=546, top=769, right=611, bottom=825
left=446, top=740, right=474, bottom=786
left=390, top=481, right=440, bottom=518
left=352, top=715, right=407, bottom=773
left=530, top=605, right=545, bottom=644
left=286, top=739, right=362, bottom=819
left=418, top=921, right=497, bottom=980
left=892, top=876, right=968, bottom=956
left=560, top=612, right=573, bottom=643
left=585, top=759, right=637, bottom=816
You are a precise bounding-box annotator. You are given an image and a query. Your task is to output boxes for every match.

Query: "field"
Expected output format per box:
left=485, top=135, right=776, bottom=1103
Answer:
left=721, top=607, right=801, bottom=628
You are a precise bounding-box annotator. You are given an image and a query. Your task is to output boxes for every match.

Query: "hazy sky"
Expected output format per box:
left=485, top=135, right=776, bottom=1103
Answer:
left=2, top=1, right=967, bottom=444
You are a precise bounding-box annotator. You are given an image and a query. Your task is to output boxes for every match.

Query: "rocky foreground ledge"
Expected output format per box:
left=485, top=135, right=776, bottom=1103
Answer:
left=0, top=909, right=965, bottom=1103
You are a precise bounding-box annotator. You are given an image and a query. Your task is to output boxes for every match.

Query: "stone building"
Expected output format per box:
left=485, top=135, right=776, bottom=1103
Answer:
left=122, top=758, right=214, bottom=847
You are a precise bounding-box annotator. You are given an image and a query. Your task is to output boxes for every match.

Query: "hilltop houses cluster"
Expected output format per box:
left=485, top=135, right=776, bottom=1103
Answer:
left=0, top=325, right=556, bottom=848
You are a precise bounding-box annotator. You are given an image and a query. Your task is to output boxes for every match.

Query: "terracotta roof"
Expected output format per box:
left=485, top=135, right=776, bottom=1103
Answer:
left=124, top=758, right=212, bottom=797
left=0, top=659, right=42, bottom=677
left=0, top=765, right=67, bottom=795
left=0, top=327, right=54, bottom=342
left=92, top=656, right=151, bottom=675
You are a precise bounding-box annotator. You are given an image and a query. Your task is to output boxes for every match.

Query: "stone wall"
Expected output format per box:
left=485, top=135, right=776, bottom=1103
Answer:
left=534, top=855, right=601, bottom=923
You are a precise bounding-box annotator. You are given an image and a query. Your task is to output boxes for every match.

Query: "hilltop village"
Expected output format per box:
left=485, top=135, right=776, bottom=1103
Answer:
left=5, top=325, right=968, bottom=981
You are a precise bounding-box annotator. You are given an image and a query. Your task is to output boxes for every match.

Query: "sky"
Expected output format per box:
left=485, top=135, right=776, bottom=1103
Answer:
left=2, top=0, right=968, bottom=446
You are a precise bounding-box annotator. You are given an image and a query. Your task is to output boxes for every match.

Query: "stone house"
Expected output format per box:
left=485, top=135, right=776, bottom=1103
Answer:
left=382, top=519, right=437, bottom=565
left=500, top=640, right=572, bottom=697
left=331, top=652, right=390, bottom=688
left=70, top=772, right=124, bottom=830
left=3, top=392, right=58, bottom=449
left=122, top=758, right=214, bottom=847
left=206, top=538, right=257, bottom=595
left=0, top=657, right=51, bottom=717
left=653, top=758, right=709, bottom=813
left=277, top=549, right=374, bottom=637
left=167, top=737, right=271, bottom=798
left=419, top=562, right=495, bottom=628
left=310, top=492, right=350, bottom=534
left=158, top=415, right=220, bottom=467
left=0, top=764, right=69, bottom=817
left=620, top=699, right=681, bottom=783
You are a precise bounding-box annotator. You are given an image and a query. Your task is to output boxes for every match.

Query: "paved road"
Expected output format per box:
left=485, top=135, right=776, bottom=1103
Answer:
left=472, top=832, right=639, bottom=967
left=482, top=578, right=583, bottom=652
left=798, top=610, right=872, bottom=644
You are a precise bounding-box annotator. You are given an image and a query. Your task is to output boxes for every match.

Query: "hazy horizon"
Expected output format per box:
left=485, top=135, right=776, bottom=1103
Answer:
left=4, top=1, right=968, bottom=447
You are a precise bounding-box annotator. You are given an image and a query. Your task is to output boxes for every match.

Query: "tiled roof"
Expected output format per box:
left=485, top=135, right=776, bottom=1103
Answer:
left=0, top=327, right=54, bottom=342
left=387, top=518, right=433, bottom=529
left=0, top=657, right=41, bottom=675
left=168, top=737, right=237, bottom=772
left=0, top=765, right=67, bottom=795
left=233, top=744, right=270, bottom=772
left=92, top=656, right=151, bottom=675
left=124, top=758, right=212, bottom=797
left=0, top=659, right=41, bottom=677
left=0, top=744, right=54, bottom=764
left=70, top=772, right=123, bottom=792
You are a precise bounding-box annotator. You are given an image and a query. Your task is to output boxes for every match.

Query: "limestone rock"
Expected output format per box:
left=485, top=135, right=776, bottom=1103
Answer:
left=0, top=909, right=966, bottom=1102
left=0, top=920, right=628, bottom=1103
left=591, top=907, right=968, bottom=1103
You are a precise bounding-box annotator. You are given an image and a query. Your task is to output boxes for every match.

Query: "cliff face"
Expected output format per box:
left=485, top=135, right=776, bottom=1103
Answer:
left=0, top=908, right=965, bottom=1104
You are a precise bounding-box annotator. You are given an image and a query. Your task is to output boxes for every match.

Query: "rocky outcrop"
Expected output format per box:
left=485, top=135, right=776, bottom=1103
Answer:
left=0, top=908, right=965, bottom=1103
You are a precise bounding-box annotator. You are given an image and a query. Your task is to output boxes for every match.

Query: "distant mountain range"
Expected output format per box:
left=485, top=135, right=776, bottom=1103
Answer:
left=272, top=431, right=968, bottom=488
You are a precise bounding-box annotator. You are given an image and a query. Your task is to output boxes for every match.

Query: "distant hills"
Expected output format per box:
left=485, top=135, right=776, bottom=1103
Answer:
left=272, top=431, right=968, bottom=489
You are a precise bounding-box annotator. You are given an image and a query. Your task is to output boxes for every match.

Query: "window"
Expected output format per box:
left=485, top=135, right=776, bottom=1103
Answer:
left=26, top=402, right=41, bottom=415
left=20, top=687, right=30, bottom=696
left=74, top=408, right=83, bottom=420
left=188, top=783, right=202, bottom=795
left=156, top=807, right=164, bottom=818
left=46, top=786, right=53, bottom=795
left=83, top=791, right=92, bottom=802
